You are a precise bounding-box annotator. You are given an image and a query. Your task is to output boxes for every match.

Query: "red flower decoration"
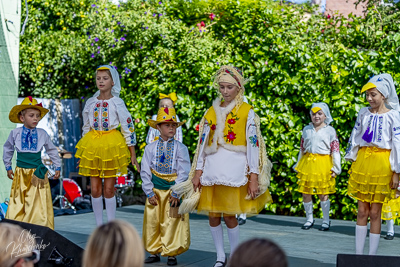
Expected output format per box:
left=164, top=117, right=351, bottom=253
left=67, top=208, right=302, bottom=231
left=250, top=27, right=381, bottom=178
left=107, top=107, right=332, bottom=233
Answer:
left=96, top=103, right=101, bottom=107
left=209, top=13, right=215, bottom=21
left=195, top=124, right=200, bottom=131
left=127, top=118, right=132, bottom=123
left=200, top=21, right=205, bottom=27
left=103, top=102, right=108, bottom=107
left=226, top=131, right=236, bottom=142
left=227, top=118, right=236, bottom=124
left=256, top=140, right=259, bottom=147
left=211, top=124, right=216, bottom=131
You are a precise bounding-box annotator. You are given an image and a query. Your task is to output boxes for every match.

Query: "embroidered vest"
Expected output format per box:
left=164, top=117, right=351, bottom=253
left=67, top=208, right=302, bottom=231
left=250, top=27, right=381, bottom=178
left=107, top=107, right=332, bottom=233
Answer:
left=204, top=102, right=252, bottom=154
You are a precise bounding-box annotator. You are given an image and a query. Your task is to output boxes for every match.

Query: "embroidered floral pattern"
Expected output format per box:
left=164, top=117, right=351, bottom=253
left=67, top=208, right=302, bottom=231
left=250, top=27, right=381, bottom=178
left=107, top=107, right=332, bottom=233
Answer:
left=300, top=138, right=305, bottom=153
left=225, top=131, right=236, bottom=143
left=227, top=118, right=236, bottom=124
left=330, top=140, right=340, bottom=153
left=211, top=124, right=216, bottom=130
left=93, top=103, right=100, bottom=130
left=156, top=139, right=174, bottom=173
left=249, top=134, right=259, bottom=147
left=126, top=117, right=135, bottom=145
left=21, top=126, right=38, bottom=151
left=101, top=101, right=109, bottom=130
left=377, top=116, right=383, bottom=142
left=200, top=132, right=206, bottom=144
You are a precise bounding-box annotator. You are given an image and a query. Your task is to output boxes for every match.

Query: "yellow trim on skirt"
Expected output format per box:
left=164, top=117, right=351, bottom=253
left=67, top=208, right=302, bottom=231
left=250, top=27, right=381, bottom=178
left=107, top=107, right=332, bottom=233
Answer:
left=348, top=146, right=393, bottom=203
left=75, top=129, right=130, bottom=178
left=197, top=183, right=272, bottom=216
left=151, top=169, right=177, bottom=182
left=142, top=188, right=190, bottom=256
left=295, top=153, right=335, bottom=195
left=6, top=167, right=54, bottom=229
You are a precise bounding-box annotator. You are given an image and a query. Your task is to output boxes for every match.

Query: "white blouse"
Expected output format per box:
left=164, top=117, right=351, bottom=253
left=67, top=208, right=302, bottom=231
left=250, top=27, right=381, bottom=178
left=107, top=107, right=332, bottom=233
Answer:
left=196, top=109, right=259, bottom=187
left=345, top=107, right=400, bottom=173
left=141, top=139, right=191, bottom=198
left=294, top=124, right=341, bottom=175
left=82, top=97, right=136, bottom=146
left=3, top=126, right=61, bottom=170
left=145, top=114, right=183, bottom=144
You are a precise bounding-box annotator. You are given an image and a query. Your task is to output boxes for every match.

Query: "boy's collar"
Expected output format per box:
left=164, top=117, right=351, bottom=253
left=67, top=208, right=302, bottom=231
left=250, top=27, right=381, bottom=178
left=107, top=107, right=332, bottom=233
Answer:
left=22, top=125, right=36, bottom=131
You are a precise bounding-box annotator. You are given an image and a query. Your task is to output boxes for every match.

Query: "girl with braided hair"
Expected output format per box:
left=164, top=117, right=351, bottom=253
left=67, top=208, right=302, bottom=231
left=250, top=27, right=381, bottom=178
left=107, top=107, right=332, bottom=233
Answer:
left=172, top=66, right=272, bottom=267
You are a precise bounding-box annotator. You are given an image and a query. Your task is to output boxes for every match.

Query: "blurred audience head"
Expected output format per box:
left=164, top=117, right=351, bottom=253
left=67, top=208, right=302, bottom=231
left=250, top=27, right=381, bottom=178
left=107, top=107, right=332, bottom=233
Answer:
left=83, top=220, right=144, bottom=267
left=228, top=238, right=288, bottom=267
left=0, top=222, right=39, bottom=267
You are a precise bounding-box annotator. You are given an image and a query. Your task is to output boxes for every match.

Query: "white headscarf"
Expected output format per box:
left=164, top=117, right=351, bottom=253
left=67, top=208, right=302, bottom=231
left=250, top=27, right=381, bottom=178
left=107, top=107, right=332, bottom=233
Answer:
left=361, top=73, right=400, bottom=112
left=93, top=65, right=121, bottom=98
left=310, top=102, right=333, bottom=125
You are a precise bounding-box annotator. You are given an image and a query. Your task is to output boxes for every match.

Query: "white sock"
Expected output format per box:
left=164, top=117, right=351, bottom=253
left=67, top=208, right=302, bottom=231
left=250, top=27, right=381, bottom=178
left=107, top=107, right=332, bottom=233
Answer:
left=105, top=196, right=116, bottom=222
left=369, top=233, right=380, bottom=255
left=355, top=225, right=368, bottom=255
left=387, top=219, right=394, bottom=235
left=303, top=201, right=314, bottom=225
left=320, top=200, right=330, bottom=224
left=227, top=225, right=240, bottom=255
left=91, top=196, right=104, bottom=226
left=210, top=224, right=225, bottom=263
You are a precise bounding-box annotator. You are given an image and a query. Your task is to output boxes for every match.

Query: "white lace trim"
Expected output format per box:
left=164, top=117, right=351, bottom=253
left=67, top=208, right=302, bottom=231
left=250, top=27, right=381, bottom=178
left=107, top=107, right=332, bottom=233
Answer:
left=200, top=177, right=249, bottom=187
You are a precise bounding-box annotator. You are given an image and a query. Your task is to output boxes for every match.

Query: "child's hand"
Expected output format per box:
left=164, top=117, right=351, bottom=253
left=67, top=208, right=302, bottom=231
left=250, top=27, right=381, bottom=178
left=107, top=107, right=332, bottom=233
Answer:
left=148, top=195, right=158, bottom=206
left=192, top=170, right=202, bottom=192
left=7, top=170, right=14, bottom=180
left=54, top=171, right=60, bottom=179
left=331, top=171, right=337, bottom=178
left=169, top=196, right=180, bottom=207
left=248, top=173, right=260, bottom=199
left=131, top=156, right=141, bottom=172
left=390, top=173, right=399, bottom=189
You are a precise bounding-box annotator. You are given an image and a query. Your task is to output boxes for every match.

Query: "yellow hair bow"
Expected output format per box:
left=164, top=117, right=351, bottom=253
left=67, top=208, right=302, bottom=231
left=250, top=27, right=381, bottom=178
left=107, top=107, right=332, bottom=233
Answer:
left=159, top=92, right=178, bottom=104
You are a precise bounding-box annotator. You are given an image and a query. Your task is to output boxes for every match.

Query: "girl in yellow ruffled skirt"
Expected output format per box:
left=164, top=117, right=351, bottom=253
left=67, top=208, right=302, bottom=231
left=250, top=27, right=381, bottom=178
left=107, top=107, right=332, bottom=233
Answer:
left=345, top=74, right=400, bottom=255
left=294, top=103, right=341, bottom=231
left=75, top=65, right=139, bottom=226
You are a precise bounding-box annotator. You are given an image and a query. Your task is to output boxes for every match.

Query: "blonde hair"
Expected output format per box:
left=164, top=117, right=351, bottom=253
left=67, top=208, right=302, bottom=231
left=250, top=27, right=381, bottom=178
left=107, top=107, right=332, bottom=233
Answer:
left=0, top=223, right=35, bottom=267
left=82, top=220, right=144, bottom=267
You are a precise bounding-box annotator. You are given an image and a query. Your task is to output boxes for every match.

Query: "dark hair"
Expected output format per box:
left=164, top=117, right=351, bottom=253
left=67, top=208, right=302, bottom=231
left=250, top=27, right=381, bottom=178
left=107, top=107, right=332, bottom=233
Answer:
left=228, top=238, right=287, bottom=267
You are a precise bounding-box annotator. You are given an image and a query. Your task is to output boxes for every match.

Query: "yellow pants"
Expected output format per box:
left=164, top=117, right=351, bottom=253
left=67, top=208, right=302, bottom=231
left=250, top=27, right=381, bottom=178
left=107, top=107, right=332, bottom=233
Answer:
left=6, top=167, right=54, bottom=229
left=142, top=188, right=190, bottom=256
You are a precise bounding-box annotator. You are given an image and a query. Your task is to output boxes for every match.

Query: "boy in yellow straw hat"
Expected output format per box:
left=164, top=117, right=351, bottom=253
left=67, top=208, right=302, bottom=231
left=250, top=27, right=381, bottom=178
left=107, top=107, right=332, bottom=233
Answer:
left=141, top=107, right=190, bottom=266
left=146, top=92, right=183, bottom=144
left=3, top=96, right=61, bottom=229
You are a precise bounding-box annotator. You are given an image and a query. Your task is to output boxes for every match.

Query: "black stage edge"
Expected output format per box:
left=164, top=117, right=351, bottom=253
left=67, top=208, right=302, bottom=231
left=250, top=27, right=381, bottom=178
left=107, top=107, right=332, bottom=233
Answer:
left=337, top=253, right=400, bottom=267
left=1, top=219, right=83, bottom=267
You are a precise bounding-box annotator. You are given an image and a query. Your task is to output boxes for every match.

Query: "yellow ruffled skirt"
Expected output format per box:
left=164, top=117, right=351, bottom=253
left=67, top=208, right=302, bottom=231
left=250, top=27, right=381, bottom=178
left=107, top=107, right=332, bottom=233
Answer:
left=6, top=167, right=54, bottom=229
left=75, top=129, right=130, bottom=178
left=197, top=183, right=272, bottom=216
left=348, top=147, right=393, bottom=203
left=295, top=153, right=335, bottom=195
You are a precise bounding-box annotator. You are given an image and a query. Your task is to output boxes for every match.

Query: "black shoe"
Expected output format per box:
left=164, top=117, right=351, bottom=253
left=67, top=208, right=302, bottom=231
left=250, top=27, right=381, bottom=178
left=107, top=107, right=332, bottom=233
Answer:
left=167, top=256, right=177, bottom=266
left=384, top=233, right=394, bottom=240
left=213, top=258, right=227, bottom=267
left=238, top=218, right=246, bottom=225
left=319, top=221, right=331, bottom=231
left=301, top=220, right=315, bottom=230
left=145, top=254, right=160, bottom=264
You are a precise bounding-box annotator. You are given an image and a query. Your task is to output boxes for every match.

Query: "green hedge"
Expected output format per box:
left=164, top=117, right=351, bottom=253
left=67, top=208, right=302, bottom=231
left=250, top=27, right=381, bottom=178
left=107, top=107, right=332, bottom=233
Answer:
left=20, top=0, right=400, bottom=220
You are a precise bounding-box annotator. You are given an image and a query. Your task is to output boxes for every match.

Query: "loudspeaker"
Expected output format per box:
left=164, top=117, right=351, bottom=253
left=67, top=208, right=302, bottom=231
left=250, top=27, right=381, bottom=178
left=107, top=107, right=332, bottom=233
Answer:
left=337, top=254, right=400, bottom=267
left=0, top=219, right=83, bottom=267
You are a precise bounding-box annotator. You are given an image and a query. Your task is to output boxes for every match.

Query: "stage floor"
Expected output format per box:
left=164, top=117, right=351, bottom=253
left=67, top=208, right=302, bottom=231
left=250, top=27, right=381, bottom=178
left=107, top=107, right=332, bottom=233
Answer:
left=54, top=205, right=400, bottom=267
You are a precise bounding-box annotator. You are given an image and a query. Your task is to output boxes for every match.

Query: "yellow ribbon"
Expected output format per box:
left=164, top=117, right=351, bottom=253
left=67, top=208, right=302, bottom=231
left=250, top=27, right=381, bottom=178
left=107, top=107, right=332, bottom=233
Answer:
left=91, top=129, right=115, bottom=139
left=159, top=92, right=178, bottom=104
left=307, top=153, right=317, bottom=162
left=364, top=146, right=380, bottom=158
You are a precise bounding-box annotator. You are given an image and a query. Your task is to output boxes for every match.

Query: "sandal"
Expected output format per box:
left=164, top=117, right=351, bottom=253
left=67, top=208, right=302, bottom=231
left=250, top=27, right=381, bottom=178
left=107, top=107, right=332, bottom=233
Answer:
left=213, top=258, right=227, bottom=267
left=301, top=220, right=315, bottom=230
left=319, top=221, right=331, bottom=231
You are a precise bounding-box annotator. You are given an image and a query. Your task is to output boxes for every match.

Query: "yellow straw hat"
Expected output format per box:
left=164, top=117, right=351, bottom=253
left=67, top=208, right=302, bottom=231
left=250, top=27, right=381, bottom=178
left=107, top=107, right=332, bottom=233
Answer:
left=9, top=96, right=49, bottom=123
left=148, top=107, right=185, bottom=129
